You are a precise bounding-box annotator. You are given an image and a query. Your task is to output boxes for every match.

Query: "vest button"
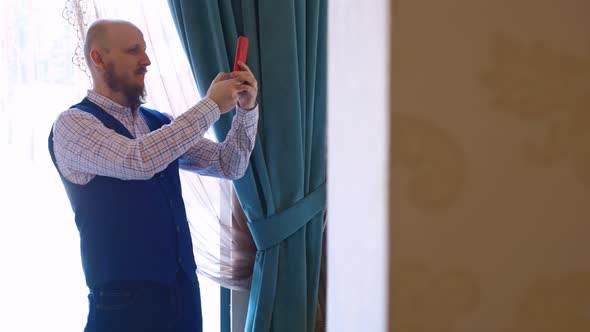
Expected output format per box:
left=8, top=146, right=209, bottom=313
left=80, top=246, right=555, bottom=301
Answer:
left=176, top=226, right=180, bottom=233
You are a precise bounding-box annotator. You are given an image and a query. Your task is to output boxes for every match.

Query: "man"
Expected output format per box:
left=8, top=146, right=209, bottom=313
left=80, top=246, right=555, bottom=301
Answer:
left=48, top=19, right=258, bottom=331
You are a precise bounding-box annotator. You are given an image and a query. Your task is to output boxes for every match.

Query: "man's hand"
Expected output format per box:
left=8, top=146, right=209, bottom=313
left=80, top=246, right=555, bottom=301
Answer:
left=206, top=63, right=258, bottom=113
left=206, top=72, right=242, bottom=114
left=233, top=62, right=258, bottom=110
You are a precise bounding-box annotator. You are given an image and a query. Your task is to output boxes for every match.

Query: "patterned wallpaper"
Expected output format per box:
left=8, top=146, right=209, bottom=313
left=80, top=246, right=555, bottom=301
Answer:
left=389, top=1, right=590, bottom=331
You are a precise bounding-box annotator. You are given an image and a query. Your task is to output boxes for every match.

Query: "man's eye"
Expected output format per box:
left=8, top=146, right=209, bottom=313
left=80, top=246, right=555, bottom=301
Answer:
left=128, top=48, right=139, bottom=54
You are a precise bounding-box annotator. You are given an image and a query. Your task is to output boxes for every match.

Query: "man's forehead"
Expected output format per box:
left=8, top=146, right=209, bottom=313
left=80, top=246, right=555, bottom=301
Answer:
left=108, top=23, right=145, bottom=45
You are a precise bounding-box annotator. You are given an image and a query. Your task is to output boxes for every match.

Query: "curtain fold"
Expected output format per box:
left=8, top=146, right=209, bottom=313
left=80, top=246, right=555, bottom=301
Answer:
left=167, top=1, right=327, bottom=331
left=315, top=223, right=327, bottom=332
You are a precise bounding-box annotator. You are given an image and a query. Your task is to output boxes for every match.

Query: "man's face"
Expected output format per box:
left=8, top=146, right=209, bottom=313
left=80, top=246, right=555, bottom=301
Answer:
left=102, top=24, right=151, bottom=108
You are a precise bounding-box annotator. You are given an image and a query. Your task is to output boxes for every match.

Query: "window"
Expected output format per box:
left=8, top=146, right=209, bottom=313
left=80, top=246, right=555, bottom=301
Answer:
left=0, top=0, right=225, bottom=330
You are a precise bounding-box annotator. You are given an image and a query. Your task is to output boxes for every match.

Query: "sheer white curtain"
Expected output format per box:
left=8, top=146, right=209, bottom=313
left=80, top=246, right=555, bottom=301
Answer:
left=0, top=0, right=254, bottom=330
left=63, top=0, right=256, bottom=290
left=1, top=2, right=92, bottom=330
left=0, top=0, right=254, bottom=332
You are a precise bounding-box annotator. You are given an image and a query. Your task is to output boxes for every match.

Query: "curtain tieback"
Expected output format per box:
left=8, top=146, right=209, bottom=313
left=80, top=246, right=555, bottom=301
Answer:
left=248, top=183, right=326, bottom=251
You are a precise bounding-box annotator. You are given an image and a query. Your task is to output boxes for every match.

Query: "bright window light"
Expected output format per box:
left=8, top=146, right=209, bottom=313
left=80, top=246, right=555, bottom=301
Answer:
left=0, top=0, right=221, bottom=331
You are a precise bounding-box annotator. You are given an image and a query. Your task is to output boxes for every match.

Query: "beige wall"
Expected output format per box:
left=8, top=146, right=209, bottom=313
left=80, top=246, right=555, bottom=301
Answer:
left=389, top=1, right=590, bottom=331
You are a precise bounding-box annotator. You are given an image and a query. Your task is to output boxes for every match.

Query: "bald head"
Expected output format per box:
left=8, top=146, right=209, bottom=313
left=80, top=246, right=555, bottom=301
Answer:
left=84, top=19, right=142, bottom=70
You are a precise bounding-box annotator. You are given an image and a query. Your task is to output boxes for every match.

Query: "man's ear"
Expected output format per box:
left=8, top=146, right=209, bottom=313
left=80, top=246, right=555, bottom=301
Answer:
left=89, top=48, right=105, bottom=71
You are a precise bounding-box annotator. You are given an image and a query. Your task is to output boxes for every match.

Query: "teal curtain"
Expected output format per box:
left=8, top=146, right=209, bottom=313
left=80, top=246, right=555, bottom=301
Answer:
left=167, top=1, right=327, bottom=331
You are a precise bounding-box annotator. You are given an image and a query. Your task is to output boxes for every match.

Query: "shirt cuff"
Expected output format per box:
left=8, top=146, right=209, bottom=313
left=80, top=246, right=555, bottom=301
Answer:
left=235, top=104, right=259, bottom=125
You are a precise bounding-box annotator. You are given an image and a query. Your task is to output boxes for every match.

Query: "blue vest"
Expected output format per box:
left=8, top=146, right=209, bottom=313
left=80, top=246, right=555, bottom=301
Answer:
left=48, top=98, right=197, bottom=287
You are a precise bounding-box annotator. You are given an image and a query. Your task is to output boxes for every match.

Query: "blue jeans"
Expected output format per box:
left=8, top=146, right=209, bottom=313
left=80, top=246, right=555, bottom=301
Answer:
left=84, top=271, right=202, bottom=332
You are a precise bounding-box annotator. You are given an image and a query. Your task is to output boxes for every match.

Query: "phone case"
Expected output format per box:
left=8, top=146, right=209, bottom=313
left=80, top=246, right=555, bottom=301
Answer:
left=233, top=36, right=249, bottom=72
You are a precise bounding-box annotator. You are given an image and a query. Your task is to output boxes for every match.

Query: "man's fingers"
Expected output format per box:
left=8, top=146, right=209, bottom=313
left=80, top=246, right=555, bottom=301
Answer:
left=238, top=62, right=252, bottom=73
left=213, top=72, right=228, bottom=83
left=238, top=85, right=255, bottom=95
left=227, top=77, right=256, bottom=89
left=231, top=73, right=257, bottom=88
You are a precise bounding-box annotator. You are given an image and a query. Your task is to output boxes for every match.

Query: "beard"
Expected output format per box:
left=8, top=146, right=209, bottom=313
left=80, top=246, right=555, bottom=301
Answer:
left=104, top=62, right=147, bottom=110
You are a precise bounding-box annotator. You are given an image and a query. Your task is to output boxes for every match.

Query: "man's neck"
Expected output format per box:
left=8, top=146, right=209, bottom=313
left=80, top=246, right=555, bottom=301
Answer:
left=92, top=83, right=130, bottom=108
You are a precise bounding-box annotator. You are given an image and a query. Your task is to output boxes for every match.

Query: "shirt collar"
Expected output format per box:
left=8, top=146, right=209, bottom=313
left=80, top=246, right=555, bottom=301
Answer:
left=86, top=90, right=135, bottom=116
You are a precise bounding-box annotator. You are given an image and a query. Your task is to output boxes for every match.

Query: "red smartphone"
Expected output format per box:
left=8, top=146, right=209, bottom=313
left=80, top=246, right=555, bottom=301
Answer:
left=233, top=36, right=249, bottom=72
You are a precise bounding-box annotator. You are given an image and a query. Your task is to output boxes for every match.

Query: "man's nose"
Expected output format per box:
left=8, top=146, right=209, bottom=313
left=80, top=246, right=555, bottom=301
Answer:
left=141, top=51, right=152, bottom=67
